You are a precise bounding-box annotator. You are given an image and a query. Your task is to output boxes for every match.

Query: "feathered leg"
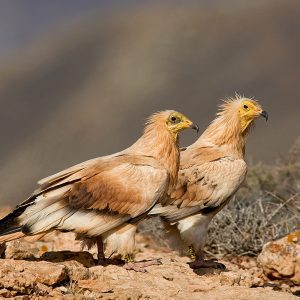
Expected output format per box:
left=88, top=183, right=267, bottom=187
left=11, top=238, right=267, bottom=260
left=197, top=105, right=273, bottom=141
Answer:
left=176, top=214, right=226, bottom=270
left=104, top=223, right=161, bottom=272
left=188, top=245, right=226, bottom=270
left=80, top=236, right=109, bottom=265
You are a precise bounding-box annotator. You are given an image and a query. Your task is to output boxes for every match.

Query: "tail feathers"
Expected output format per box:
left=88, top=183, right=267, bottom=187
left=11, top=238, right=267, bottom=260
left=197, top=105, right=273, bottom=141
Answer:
left=0, top=226, right=22, bottom=236
left=0, top=207, right=26, bottom=236
left=78, top=236, right=97, bottom=250
left=0, top=231, right=25, bottom=244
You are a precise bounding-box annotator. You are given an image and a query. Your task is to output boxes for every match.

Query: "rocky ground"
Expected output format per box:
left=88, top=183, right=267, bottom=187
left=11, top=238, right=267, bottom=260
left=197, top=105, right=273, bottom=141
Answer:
left=0, top=207, right=299, bottom=299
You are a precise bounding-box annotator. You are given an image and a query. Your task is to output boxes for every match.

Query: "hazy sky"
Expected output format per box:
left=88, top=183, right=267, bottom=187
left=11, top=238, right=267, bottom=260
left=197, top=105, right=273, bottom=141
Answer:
left=0, top=0, right=246, bottom=60
left=0, top=0, right=135, bottom=58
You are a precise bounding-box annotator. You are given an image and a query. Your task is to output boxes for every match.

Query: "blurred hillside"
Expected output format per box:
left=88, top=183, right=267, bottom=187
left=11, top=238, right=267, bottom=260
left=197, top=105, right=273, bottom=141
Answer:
left=0, top=0, right=299, bottom=205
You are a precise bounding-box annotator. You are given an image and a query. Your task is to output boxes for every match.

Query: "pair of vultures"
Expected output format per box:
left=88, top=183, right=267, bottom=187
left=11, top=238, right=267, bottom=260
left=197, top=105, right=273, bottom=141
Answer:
left=0, top=96, right=268, bottom=272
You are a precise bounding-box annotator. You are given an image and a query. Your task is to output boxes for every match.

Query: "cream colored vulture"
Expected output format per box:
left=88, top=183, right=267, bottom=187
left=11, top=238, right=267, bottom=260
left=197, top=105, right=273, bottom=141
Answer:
left=0, top=110, right=198, bottom=271
left=150, top=96, right=268, bottom=269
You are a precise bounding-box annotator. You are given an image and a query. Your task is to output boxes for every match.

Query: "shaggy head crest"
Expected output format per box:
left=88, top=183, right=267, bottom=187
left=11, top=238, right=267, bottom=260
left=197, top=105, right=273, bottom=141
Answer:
left=199, top=95, right=268, bottom=157
left=217, top=95, right=267, bottom=133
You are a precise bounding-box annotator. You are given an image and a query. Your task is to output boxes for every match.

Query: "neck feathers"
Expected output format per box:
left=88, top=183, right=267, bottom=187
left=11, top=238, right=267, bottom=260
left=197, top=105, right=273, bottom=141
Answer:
left=199, top=100, right=249, bottom=157
left=129, top=113, right=180, bottom=189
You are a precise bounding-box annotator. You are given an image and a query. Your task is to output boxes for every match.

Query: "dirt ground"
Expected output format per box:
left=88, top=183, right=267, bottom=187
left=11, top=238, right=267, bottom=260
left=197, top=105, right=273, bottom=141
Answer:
left=0, top=227, right=298, bottom=300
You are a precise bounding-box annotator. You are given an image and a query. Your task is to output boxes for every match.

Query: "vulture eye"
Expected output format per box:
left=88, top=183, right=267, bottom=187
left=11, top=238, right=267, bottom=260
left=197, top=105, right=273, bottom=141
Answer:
left=243, top=105, right=248, bottom=109
left=171, top=116, right=178, bottom=122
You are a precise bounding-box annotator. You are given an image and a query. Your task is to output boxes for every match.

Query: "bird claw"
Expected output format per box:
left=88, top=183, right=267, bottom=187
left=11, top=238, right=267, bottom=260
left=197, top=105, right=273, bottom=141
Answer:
left=123, top=259, right=162, bottom=272
left=97, top=258, right=123, bottom=266
left=137, top=259, right=162, bottom=267
left=97, top=258, right=107, bottom=266
left=123, top=262, right=148, bottom=272
left=188, top=259, right=226, bottom=270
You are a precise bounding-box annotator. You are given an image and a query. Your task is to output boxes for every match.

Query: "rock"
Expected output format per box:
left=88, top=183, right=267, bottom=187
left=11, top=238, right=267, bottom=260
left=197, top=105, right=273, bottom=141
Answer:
left=77, top=279, right=113, bottom=293
left=1, top=235, right=60, bottom=260
left=37, top=231, right=84, bottom=253
left=201, top=286, right=297, bottom=300
left=258, top=231, right=300, bottom=284
left=0, top=229, right=297, bottom=298
left=4, top=240, right=39, bottom=260
left=54, top=286, right=68, bottom=293
left=62, top=260, right=91, bottom=281
left=219, top=271, right=242, bottom=286
left=0, top=288, right=18, bottom=297
left=0, top=259, right=67, bottom=291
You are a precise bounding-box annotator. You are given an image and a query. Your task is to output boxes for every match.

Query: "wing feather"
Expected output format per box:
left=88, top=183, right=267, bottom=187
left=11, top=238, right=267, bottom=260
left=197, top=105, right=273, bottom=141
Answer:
left=160, top=146, right=247, bottom=221
left=17, top=154, right=168, bottom=237
left=37, top=157, right=103, bottom=186
left=68, top=155, right=168, bottom=217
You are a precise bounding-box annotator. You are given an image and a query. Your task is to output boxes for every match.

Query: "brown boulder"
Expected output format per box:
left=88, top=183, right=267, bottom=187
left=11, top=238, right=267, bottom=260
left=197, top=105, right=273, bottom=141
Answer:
left=77, top=279, right=113, bottom=293
left=3, top=240, right=39, bottom=260
left=258, top=230, right=300, bottom=284
left=0, top=259, right=67, bottom=290
left=62, top=260, right=91, bottom=281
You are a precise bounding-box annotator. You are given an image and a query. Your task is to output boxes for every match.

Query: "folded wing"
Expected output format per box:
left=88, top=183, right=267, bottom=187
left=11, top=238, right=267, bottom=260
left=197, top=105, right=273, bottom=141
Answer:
left=151, top=146, right=247, bottom=222
left=3, top=154, right=168, bottom=239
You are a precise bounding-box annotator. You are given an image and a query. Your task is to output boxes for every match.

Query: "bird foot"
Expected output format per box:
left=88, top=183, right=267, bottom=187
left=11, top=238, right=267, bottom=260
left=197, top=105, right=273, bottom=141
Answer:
left=97, top=258, right=107, bottom=266
left=123, top=259, right=162, bottom=272
left=188, top=259, right=226, bottom=270
left=97, top=258, right=123, bottom=266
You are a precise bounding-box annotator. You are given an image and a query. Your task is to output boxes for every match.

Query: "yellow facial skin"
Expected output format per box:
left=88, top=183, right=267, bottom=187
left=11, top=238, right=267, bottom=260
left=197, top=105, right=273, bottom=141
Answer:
left=239, top=100, right=267, bottom=132
left=166, top=112, right=199, bottom=134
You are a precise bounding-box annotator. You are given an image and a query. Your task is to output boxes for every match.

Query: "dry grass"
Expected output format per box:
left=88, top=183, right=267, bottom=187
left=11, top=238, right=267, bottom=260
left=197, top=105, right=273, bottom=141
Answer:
left=206, top=191, right=299, bottom=257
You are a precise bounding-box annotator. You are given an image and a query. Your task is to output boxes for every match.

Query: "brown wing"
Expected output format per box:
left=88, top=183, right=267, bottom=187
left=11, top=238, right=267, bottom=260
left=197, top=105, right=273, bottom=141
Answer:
left=68, top=154, right=169, bottom=217
left=14, top=154, right=168, bottom=237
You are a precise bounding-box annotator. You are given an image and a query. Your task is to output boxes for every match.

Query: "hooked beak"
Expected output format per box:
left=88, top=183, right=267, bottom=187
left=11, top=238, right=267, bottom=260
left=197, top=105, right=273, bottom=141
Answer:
left=191, top=123, right=199, bottom=133
left=183, top=119, right=199, bottom=133
left=260, top=110, right=268, bottom=122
